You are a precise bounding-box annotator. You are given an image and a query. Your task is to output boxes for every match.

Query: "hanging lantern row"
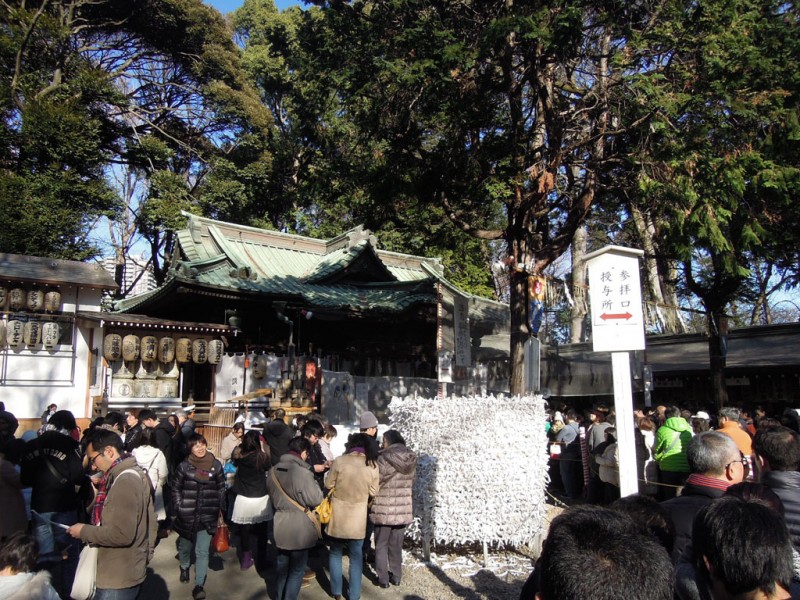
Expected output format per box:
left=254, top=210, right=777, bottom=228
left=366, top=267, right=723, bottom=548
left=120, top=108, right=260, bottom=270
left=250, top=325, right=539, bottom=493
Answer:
left=0, top=287, right=62, bottom=313
left=1, top=320, right=61, bottom=349
left=103, top=334, right=224, bottom=365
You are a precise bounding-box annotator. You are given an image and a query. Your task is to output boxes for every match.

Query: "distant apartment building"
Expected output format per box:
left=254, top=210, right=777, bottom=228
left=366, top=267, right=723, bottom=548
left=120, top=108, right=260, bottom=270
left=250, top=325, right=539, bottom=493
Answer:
left=101, top=254, right=157, bottom=297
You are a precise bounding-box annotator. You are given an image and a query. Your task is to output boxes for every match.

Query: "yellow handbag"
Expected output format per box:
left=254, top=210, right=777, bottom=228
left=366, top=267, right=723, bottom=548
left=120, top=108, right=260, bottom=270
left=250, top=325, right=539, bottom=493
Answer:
left=315, top=488, right=334, bottom=525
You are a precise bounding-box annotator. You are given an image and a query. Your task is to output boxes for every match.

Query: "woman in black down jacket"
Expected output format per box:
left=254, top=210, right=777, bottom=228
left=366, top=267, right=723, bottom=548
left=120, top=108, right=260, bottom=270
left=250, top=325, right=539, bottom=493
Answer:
left=369, top=430, right=417, bottom=588
left=172, top=433, right=225, bottom=600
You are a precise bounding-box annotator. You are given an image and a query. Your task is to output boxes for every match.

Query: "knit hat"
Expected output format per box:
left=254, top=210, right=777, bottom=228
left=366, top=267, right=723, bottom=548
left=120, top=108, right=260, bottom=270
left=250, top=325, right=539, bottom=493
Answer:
left=359, top=411, right=379, bottom=429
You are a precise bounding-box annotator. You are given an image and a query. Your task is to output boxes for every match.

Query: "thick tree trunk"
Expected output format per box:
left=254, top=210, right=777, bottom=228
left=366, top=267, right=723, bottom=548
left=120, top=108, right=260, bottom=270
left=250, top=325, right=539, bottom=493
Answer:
left=570, top=226, right=588, bottom=343
left=708, top=312, right=729, bottom=411
left=508, top=268, right=529, bottom=395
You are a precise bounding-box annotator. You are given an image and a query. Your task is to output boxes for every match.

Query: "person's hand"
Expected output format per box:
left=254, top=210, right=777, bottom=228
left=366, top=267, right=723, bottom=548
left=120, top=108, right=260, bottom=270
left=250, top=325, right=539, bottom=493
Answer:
left=67, top=524, right=85, bottom=539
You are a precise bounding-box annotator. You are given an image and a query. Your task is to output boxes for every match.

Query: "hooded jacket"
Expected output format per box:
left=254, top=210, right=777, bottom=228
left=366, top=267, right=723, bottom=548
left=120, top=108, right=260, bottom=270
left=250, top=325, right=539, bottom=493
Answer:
left=267, top=452, right=324, bottom=551
left=264, top=419, right=293, bottom=466
left=370, top=443, right=417, bottom=527
left=654, top=417, right=693, bottom=473
left=0, top=571, right=60, bottom=600
left=324, top=452, right=380, bottom=539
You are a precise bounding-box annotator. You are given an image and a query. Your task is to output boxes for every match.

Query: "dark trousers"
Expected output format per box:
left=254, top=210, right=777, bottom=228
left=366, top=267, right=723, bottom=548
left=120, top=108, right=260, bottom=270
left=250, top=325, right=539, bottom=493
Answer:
left=658, top=469, right=689, bottom=501
left=374, top=525, right=405, bottom=585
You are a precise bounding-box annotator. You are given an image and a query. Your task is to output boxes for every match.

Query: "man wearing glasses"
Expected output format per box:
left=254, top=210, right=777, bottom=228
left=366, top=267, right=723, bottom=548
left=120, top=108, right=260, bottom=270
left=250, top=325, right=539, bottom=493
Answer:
left=67, top=429, right=156, bottom=600
left=660, top=431, right=746, bottom=564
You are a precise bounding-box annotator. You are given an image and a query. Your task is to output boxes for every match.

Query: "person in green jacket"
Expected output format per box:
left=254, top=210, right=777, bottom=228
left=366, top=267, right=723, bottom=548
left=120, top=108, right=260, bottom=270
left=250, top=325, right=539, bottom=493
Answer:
left=654, top=406, right=693, bottom=500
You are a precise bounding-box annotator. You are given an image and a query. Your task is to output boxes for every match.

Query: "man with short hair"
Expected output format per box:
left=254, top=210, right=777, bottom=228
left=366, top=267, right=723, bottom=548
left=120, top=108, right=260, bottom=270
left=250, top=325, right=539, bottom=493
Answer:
left=661, top=431, right=745, bottom=563
left=654, top=405, right=693, bottom=500
left=67, top=429, right=155, bottom=600
left=178, top=406, right=197, bottom=440
left=754, top=425, right=800, bottom=548
left=20, top=410, right=87, bottom=595
left=717, top=406, right=753, bottom=456
left=691, top=496, right=794, bottom=600
left=264, top=408, right=293, bottom=467
left=533, top=505, right=673, bottom=600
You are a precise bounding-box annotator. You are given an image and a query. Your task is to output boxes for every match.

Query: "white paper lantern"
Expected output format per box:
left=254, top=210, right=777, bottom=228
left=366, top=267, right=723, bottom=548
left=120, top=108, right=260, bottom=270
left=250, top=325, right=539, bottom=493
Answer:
left=8, top=289, right=25, bottom=311
left=44, top=290, right=62, bottom=313
left=103, top=334, right=123, bottom=361
left=122, top=335, right=140, bottom=361
left=23, top=321, right=41, bottom=346
left=27, top=289, right=44, bottom=311
left=158, top=337, right=175, bottom=363
left=176, top=338, right=192, bottom=364
left=141, top=335, right=158, bottom=362
left=7, top=320, right=23, bottom=347
left=192, top=339, right=207, bottom=364
left=42, top=322, right=60, bottom=349
left=208, top=339, right=224, bottom=365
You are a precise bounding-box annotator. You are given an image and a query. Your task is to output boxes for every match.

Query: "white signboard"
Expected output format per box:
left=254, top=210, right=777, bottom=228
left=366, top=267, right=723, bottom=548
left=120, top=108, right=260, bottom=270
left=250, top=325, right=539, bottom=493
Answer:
left=586, top=246, right=645, bottom=352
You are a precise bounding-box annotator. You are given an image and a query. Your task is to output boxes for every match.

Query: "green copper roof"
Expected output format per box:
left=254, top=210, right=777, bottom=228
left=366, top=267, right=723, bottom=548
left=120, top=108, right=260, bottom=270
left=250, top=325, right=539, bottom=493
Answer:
left=116, top=215, right=443, bottom=314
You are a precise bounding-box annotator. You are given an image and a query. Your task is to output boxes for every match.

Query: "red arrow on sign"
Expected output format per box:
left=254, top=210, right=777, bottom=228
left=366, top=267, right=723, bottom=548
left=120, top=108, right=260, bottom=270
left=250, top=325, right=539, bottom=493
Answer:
left=600, top=312, right=633, bottom=321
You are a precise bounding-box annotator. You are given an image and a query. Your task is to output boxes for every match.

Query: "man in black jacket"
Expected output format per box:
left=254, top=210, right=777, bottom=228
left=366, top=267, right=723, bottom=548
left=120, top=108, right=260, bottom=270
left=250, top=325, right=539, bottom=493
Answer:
left=264, top=408, right=293, bottom=467
left=754, top=425, right=800, bottom=549
left=20, top=410, right=88, bottom=594
left=660, top=431, right=745, bottom=564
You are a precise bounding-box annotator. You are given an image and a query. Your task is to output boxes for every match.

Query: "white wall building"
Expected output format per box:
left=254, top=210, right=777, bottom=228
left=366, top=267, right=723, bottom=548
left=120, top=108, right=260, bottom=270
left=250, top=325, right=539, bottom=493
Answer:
left=100, top=254, right=156, bottom=298
left=0, top=253, right=117, bottom=422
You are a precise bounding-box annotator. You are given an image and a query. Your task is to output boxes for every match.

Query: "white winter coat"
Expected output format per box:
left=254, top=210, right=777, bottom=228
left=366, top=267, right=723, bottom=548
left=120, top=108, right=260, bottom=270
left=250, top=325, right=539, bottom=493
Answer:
left=132, top=445, right=168, bottom=520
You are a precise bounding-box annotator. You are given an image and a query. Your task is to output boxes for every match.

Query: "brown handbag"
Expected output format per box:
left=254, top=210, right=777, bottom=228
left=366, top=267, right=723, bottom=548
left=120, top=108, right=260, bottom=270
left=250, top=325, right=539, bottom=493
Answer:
left=212, top=512, right=230, bottom=553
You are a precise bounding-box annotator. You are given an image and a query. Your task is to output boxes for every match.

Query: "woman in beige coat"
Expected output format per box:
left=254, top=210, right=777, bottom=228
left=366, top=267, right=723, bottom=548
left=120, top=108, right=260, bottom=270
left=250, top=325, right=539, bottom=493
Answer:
left=324, top=433, right=380, bottom=600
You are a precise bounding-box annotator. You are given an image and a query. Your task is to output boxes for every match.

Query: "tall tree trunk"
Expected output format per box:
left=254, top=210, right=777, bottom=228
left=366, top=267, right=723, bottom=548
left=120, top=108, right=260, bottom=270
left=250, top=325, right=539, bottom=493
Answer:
left=629, top=203, right=685, bottom=333
left=570, top=225, right=588, bottom=343
left=708, top=312, right=729, bottom=411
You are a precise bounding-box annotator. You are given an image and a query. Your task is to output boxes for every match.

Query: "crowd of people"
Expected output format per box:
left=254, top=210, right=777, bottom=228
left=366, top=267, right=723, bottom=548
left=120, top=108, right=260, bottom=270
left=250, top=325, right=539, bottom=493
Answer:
left=0, top=403, right=417, bottom=600
left=540, top=402, right=800, bottom=599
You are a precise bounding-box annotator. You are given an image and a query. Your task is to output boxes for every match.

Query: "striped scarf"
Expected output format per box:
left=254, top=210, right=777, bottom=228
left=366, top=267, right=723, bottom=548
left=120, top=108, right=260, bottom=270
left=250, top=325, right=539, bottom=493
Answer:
left=91, top=455, right=127, bottom=525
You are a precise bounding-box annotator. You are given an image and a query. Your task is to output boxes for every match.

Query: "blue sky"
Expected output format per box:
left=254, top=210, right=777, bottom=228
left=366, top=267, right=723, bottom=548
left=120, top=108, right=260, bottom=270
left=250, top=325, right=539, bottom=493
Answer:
left=205, top=0, right=298, bottom=14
